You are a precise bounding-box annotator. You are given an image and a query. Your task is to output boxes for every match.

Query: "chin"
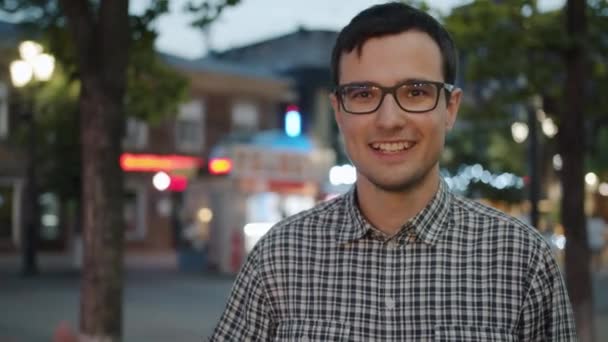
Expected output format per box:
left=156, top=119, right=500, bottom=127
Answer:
left=367, top=174, right=422, bottom=193
left=362, top=165, right=438, bottom=193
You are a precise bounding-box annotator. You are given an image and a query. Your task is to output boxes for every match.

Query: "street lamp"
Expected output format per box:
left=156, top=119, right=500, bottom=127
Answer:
left=9, top=40, right=55, bottom=276
left=511, top=122, right=529, bottom=143
left=510, top=96, right=561, bottom=230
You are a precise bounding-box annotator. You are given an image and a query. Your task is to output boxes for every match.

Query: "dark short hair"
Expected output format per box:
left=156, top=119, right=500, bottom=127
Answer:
left=330, top=2, right=458, bottom=87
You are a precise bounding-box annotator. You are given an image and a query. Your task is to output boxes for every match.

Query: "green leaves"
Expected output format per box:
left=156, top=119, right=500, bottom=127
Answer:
left=441, top=0, right=608, bottom=183
left=1, top=0, right=238, bottom=199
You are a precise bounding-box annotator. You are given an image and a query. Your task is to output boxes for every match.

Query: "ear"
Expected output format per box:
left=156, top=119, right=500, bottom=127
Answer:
left=329, top=92, right=343, bottom=128
left=445, top=88, right=462, bottom=131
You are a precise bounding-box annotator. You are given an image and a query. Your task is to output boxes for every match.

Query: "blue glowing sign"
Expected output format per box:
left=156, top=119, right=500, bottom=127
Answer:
left=285, top=105, right=301, bottom=137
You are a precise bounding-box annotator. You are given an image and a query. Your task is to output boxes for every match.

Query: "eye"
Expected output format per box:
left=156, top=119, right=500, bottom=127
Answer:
left=409, top=89, right=426, bottom=97
left=403, top=83, right=433, bottom=97
left=344, top=86, right=376, bottom=100
left=353, top=90, right=371, bottom=98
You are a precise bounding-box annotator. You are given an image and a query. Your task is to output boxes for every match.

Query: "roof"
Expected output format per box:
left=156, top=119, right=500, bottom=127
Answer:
left=208, top=28, right=338, bottom=72
left=160, top=52, right=289, bottom=83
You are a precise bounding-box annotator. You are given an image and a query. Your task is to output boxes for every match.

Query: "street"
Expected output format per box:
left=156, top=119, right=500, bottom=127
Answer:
left=0, top=254, right=234, bottom=342
left=1, top=253, right=608, bottom=341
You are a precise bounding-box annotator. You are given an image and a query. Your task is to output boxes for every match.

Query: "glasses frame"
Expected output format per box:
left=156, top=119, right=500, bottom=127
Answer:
left=333, top=80, right=455, bottom=115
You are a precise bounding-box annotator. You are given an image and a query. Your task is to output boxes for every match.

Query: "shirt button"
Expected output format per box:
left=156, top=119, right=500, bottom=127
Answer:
left=385, top=297, right=396, bottom=310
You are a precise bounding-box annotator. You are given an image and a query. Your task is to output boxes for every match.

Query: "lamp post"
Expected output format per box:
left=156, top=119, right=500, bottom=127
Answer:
left=511, top=96, right=558, bottom=230
left=9, top=40, right=55, bottom=276
left=528, top=98, right=541, bottom=230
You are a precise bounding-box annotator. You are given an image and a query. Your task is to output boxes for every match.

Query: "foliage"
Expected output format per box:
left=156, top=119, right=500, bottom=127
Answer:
left=186, top=0, right=242, bottom=28
left=437, top=0, right=608, bottom=200
left=34, top=63, right=81, bottom=201
left=0, top=0, right=197, bottom=198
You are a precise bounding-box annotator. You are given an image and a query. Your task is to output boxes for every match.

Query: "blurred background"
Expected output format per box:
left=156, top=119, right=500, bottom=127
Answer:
left=0, top=0, right=606, bottom=341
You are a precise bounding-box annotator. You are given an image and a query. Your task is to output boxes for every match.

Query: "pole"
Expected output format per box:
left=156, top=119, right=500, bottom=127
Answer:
left=21, top=105, right=39, bottom=276
left=528, top=106, right=540, bottom=229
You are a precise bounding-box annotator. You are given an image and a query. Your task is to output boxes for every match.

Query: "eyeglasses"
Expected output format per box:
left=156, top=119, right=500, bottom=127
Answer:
left=334, top=80, right=455, bottom=115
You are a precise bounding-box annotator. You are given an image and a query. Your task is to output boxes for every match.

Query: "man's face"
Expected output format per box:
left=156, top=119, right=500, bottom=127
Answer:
left=330, top=30, right=461, bottom=193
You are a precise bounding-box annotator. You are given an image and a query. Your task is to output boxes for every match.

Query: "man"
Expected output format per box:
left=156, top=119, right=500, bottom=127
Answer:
left=210, top=2, right=576, bottom=340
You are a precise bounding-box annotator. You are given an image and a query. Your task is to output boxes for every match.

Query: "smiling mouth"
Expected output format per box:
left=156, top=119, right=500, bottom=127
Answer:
left=370, top=141, right=416, bottom=153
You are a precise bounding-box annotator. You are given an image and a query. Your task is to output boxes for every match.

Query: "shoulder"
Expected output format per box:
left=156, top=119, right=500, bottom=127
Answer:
left=254, top=194, right=346, bottom=252
left=449, top=194, right=551, bottom=252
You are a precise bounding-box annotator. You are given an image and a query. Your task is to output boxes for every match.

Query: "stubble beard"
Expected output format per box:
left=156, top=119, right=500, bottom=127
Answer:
left=361, top=157, right=440, bottom=194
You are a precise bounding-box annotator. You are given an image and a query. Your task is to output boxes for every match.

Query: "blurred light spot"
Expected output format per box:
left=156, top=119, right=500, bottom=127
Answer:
left=541, top=118, right=558, bottom=138
left=329, top=164, right=356, bottom=186
left=153, top=171, right=170, bottom=191
left=552, top=234, right=566, bottom=250
left=599, top=183, right=608, bottom=197
left=553, top=154, right=562, bottom=171
left=585, top=172, right=599, bottom=187
left=511, top=122, right=529, bottom=143
left=197, top=208, right=213, bottom=223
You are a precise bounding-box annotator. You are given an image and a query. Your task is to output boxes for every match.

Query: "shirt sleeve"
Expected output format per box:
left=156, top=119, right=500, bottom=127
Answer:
left=209, top=244, right=275, bottom=341
left=518, top=244, right=577, bottom=341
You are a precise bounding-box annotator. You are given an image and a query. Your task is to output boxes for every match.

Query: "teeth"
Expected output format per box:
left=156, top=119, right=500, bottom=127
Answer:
left=371, top=141, right=414, bottom=152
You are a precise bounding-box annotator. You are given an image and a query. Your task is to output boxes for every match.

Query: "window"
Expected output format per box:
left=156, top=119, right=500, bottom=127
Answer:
left=232, top=100, right=259, bottom=132
left=124, top=185, right=147, bottom=241
left=0, top=82, right=8, bottom=139
left=123, top=117, right=149, bottom=150
left=175, top=100, right=205, bottom=152
left=0, top=184, right=14, bottom=240
left=39, top=193, right=61, bottom=241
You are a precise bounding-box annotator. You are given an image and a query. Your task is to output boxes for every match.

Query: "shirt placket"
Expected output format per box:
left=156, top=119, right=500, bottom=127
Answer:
left=383, top=238, right=400, bottom=340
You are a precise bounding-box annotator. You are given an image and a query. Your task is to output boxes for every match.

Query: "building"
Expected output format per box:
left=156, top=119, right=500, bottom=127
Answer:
left=208, top=28, right=346, bottom=163
left=119, top=54, right=296, bottom=254
left=0, top=23, right=299, bottom=258
left=0, top=21, right=29, bottom=252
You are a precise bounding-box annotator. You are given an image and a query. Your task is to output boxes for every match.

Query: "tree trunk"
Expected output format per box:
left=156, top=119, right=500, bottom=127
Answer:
left=78, top=75, right=126, bottom=341
left=59, top=1, right=130, bottom=340
left=560, top=1, right=594, bottom=341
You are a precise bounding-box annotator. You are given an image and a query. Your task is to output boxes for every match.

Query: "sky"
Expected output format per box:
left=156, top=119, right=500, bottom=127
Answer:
left=131, top=0, right=565, bottom=60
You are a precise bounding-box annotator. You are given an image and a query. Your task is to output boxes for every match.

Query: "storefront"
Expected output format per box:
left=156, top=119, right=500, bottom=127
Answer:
left=119, top=153, right=204, bottom=252
left=183, top=130, right=334, bottom=273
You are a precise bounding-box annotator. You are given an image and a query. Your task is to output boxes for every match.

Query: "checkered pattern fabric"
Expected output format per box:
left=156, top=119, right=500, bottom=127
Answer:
left=210, top=180, right=576, bottom=341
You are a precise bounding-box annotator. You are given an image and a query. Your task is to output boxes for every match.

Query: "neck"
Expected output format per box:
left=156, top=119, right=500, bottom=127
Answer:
left=356, top=169, right=440, bottom=236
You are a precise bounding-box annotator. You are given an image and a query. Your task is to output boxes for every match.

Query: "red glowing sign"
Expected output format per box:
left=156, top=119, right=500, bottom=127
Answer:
left=120, top=153, right=203, bottom=172
left=168, top=175, right=188, bottom=192
left=209, top=158, right=233, bottom=175
left=286, top=104, right=299, bottom=112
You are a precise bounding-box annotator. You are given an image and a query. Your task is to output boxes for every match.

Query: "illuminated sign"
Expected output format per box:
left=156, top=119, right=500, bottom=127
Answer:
left=168, top=174, right=188, bottom=192
left=229, top=144, right=335, bottom=182
left=120, top=153, right=203, bottom=172
left=209, top=158, right=233, bottom=175
left=284, top=104, right=302, bottom=138
left=152, top=171, right=188, bottom=192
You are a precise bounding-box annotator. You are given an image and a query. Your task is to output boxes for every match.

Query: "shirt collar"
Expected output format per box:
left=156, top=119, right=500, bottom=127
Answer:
left=336, top=178, right=452, bottom=246
left=336, top=186, right=370, bottom=244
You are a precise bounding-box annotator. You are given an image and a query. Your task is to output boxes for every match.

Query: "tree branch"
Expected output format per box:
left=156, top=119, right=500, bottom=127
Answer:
left=99, top=0, right=130, bottom=95
left=58, top=0, right=96, bottom=72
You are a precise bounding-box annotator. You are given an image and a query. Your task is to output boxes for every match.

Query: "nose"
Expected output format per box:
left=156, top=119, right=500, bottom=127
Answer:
left=374, top=92, right=407, bottom=130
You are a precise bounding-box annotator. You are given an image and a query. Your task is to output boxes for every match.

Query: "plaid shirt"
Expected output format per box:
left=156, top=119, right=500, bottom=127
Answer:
left=210, top=180, right=577, bottom=341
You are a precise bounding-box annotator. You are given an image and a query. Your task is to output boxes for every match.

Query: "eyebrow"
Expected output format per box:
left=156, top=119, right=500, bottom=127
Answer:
left=341, top=78, right=439, bottom=87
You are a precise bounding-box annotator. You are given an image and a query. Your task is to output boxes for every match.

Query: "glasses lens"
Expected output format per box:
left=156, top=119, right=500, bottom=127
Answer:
left=341, top=85, right=382, bottom=114
left=396, top=82, right=439, bottom=112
